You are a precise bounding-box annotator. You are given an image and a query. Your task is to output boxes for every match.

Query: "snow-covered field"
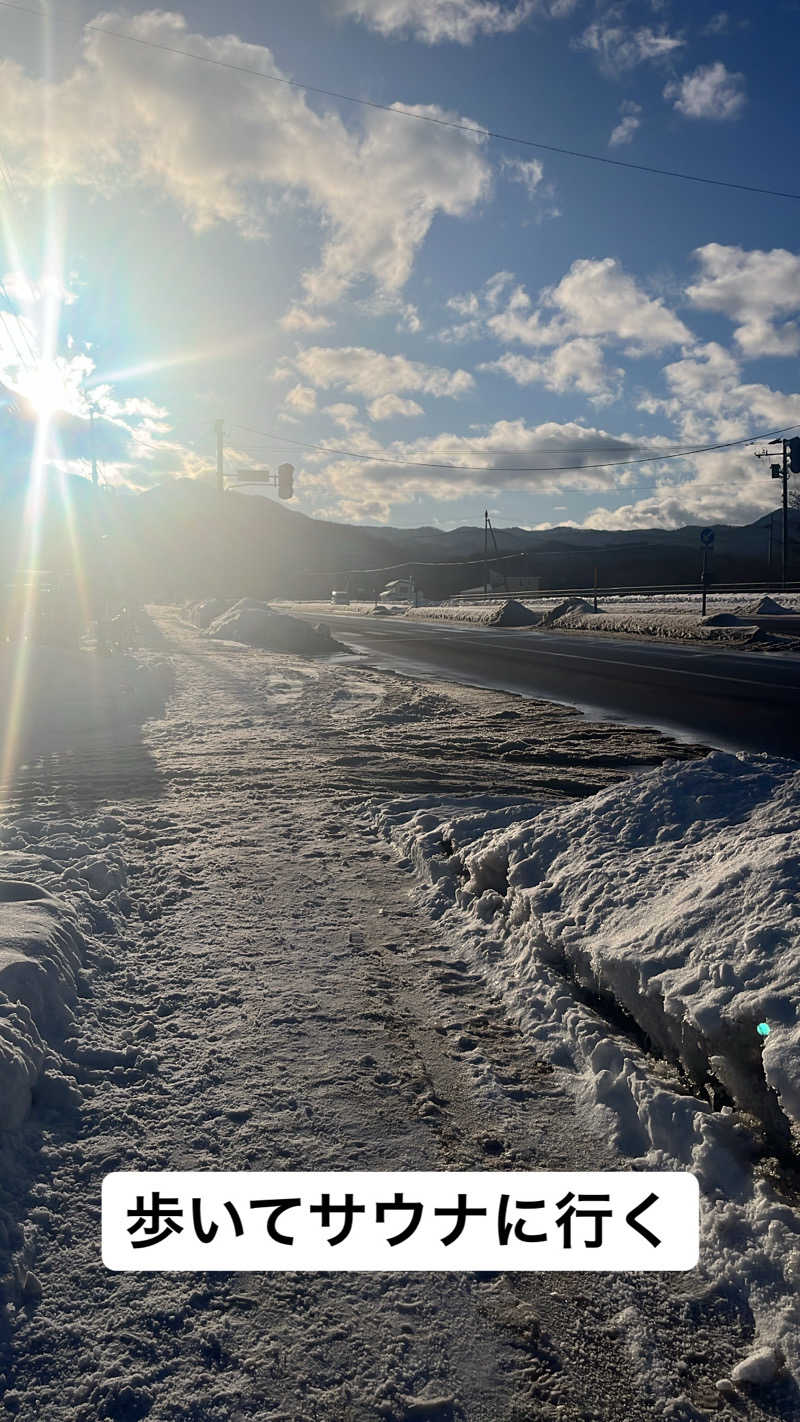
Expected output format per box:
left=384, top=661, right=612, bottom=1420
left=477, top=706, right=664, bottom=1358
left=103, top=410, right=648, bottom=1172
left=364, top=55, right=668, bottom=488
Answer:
left=377, top=754, right=800, bottom=1385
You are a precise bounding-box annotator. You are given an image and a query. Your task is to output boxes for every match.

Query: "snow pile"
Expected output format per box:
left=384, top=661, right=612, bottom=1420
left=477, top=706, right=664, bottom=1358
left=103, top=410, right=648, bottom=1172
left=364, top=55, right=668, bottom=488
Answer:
left=745, top=597, right=793, bottom=617
left=0, top=644, right=173, bottom=761
left=382, top=753, right=800, bottom=1138
left=405, top=602, right=505, bottom=625
left=407, top=599, right=542, bottom=626
left=377, top=753, right=800, bottom=1373
left=0, top=884, right=88, bottom=1129
left=549, top=607, right=755, bottom=643
left=205, top=599, right=346, bottom=655
left=538, top=597, right=598, bottom=625
left=0, top=812, right=134, bottom=1132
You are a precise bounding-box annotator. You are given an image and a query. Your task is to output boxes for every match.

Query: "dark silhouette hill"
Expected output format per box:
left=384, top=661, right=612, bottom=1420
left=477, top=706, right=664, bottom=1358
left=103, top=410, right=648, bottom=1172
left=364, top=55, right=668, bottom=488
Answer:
left=1, top=473, right=797, bottom=607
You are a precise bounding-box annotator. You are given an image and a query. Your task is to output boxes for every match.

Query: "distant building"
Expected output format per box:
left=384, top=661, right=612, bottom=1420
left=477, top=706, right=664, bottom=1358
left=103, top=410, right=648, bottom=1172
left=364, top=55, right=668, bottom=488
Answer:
left=378, top=577, right=421, bottom=602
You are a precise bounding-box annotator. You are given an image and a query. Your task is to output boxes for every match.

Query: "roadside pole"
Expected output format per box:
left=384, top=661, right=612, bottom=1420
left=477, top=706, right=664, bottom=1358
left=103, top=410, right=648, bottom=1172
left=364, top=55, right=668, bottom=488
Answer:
left=699, top=527, right=714, bottom=617
left=782, top=439, right=789, bottom=591
left=756, top=437, right=796, bottom=590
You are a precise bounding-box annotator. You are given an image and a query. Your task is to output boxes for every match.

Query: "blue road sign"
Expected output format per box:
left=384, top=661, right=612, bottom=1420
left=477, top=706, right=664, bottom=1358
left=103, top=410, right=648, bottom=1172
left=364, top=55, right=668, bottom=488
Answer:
left=700, top=528, right=715, bottom=547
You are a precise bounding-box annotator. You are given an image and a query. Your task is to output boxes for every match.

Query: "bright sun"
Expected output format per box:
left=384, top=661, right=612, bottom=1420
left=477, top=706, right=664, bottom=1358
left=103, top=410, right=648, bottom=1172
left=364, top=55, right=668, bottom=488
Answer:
left=20, top=362, right=75, bottom=418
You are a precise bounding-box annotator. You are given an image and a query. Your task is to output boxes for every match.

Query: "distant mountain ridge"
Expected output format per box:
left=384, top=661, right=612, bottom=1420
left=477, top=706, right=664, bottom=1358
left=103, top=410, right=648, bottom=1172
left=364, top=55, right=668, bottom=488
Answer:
left=1, top=473, right=797, bottom=603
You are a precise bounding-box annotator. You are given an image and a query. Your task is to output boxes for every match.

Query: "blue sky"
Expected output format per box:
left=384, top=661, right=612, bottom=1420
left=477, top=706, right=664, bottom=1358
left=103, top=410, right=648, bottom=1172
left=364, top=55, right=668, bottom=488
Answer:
left=1, top=0, right=799, bottom=529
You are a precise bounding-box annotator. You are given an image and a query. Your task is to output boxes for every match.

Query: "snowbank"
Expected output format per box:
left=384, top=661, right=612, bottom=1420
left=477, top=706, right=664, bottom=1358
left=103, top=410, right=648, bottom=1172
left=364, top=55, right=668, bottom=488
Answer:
left=538, top=597, right=597, bottom=626
left=548, top=608, right=755, bottom=643
left=381, top=753, right=800, bottom=1139
left=205, top=599, right=346, bottom=655
left=377, top=754, right=800, bottom=1374
left=407, top=599, right=542, bottom=627
left=0, top=811, right=135, bottom=1134
left=401, top=596, right=800, bottom=646
left=0, top=885, right=88, bottom=1129
left=745, top=597, right=793, bottom=617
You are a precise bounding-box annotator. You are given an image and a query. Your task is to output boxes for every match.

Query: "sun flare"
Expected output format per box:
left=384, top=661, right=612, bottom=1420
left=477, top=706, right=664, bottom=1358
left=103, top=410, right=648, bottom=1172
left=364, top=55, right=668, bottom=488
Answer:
left=19, top=360, right=77, bottom=418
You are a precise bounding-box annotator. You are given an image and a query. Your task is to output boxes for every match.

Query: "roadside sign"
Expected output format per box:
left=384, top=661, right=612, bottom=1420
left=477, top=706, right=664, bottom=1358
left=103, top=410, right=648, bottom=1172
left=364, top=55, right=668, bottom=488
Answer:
left=700, top=528, right=715, bottom=547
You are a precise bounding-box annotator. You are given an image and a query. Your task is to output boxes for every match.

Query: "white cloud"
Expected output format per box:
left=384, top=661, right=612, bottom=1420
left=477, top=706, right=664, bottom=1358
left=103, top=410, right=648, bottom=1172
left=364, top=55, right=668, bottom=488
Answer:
left=662, top=342, right=800, bottom=430
left=481, top=339, right=622, bottom=401
left=686, top=244, right=800, bottom=357
left=356, top=291, right=423, bottom=333
left=333, top=0, right=575, bottom=45
left=438, top=272, right=514, bottom=341
left=307, top=418, right=645, bottom=519
left=577, top=18, right=684, bottom=74
left=609, top=101, right=642, bottom=147
left=575, top=437, right=787, bottom=529
left=502, top=157, right=545, bottom=197
left=280, top=306, right=334, bottom=333
left=665, top=62, right=746, bottom=120
left=288, top=345, right=474, bottom=399
left=284, top=383, right=317, bottom=414
left=485, top=271, right=514, bottom=307
left=546, top=258, right=693, bottom=352
left=703, top=12, right=729, bottom=35
left=486, top=258, right=693, bottom=353
left=323, top=402, right=363, bottom=428
left=367, top=394, right=424, bottom=419
left=0, top=11, right=491, bottom=311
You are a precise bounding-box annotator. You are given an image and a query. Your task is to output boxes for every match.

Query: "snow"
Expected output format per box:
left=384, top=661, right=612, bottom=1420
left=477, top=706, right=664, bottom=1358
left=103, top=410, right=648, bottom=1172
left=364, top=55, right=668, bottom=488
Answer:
left=542, top=609, right=758, bottom=643
left=372, top=592, right=800, bottom=648
left=200, top=598, right=347, bottom=654
left=2, top=605, right=798, bottom=1413
left=744, top=597, right=794, bottom=616
left=0, top=643, right=173, bottom=761
left=407, top=600, right=761, bottom=643
left=407, top=599, right=542, bottom=627
left=0, top=889, right=87, bottom=1129
left=376, top=751, right=800, bottom=1379
left=731, top=1346, right=785, bottom=1385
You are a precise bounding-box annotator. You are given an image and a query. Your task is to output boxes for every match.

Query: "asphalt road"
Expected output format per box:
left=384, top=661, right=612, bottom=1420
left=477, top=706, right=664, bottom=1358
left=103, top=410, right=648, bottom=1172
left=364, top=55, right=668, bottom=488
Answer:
left=309, top=614, right=800, bottom=756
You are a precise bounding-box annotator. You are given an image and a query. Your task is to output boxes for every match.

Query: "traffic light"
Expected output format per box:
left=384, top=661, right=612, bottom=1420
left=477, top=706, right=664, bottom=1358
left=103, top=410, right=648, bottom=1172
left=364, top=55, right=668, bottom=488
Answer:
left=278, top=463, right=294, bottom=499
left=788, top=437, right=800, bottom=474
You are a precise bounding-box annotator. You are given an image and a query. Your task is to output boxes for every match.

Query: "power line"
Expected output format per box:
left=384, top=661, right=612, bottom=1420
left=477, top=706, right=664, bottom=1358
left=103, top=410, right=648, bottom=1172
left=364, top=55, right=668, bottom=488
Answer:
left=229, top=420, right=800, bottom=475
left=1, top=0, right=798, bottom=202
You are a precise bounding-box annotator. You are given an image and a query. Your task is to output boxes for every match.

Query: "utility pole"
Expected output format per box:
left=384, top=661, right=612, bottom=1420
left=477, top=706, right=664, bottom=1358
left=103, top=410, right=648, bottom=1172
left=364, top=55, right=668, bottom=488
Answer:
left=483, top=509, right=489, bottom=595
left=215, top=418, right=225, bottom=494
left=486, top=512, right=508, bottom=594
left=781, top=438, right=788, bottom=592
left=755, top=439, right=792, bottom=589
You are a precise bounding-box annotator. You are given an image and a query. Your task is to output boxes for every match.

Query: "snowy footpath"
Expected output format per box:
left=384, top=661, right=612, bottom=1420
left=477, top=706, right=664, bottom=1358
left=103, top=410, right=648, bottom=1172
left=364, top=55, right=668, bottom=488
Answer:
left=0, top=608, right=798, bottom=1422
